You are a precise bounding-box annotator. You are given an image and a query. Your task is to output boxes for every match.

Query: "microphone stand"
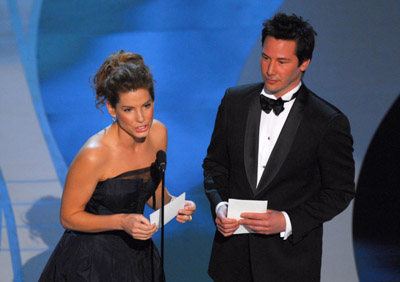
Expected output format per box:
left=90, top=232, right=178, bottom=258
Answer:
left=160, top=165, right=166, bottom=272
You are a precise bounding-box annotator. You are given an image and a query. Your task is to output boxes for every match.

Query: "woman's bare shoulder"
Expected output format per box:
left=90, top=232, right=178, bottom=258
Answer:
left=152, top=119, right=167, bottom=133
left=69, top=129, right=111, bottom=175
left=151, top=119, right=167, bottom=150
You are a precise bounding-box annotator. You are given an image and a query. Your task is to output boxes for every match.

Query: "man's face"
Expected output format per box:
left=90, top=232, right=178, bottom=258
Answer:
left=260, top=36, right=310, bottom=98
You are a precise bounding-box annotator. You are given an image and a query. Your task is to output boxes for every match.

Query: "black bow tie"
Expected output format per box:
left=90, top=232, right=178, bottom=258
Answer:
left=260, top=95, right=285, bottom=115
left=260, top=93, right=298, bottom=116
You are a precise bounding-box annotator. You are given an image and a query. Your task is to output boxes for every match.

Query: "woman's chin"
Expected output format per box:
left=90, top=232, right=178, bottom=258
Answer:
left=133, top=136, right=147, bottom=143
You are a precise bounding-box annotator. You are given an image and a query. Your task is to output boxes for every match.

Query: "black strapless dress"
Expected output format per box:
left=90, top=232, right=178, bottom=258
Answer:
left=39, top=167, right=165, bottom=282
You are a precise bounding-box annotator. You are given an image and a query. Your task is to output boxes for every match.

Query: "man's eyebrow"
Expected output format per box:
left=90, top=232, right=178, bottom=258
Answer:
left=261, top=52, right=291, bottom=61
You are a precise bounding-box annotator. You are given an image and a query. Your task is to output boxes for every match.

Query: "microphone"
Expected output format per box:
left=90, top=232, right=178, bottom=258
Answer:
left=156, top=150, right=166, bottom=172
left=156, top=150, right=167, bottom=271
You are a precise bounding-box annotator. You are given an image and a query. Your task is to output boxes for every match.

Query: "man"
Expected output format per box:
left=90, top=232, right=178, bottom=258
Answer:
left=203, top=13, right=355, bottom=282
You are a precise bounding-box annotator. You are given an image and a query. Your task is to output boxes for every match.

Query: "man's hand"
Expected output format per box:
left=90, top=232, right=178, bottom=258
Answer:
left=239, top=209, right=286, bottom=235
left=215, top=204, right=239, bottom=237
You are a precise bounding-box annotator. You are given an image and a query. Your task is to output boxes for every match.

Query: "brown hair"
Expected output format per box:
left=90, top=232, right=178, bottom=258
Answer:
left=91, top=50, right=155, bottom=109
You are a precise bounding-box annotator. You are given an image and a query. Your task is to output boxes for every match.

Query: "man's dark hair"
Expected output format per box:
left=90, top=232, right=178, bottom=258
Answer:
left=261, top=13, right=317, bottom=65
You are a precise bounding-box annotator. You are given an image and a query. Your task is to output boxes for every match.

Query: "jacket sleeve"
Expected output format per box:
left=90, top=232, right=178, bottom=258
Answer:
left=203, top=92, right=231, bottom=220
left=287, top=113, right=356, bottom=244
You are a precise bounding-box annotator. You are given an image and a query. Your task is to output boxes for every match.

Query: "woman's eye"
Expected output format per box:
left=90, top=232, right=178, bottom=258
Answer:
left=144, top=103, right=151, bottom=108
left=123, top=108, right=132, bottom=112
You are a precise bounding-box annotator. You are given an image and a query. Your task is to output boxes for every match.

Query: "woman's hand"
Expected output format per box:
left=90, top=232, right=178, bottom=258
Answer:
left=176, top=200, right=196, bottom=223
left=120, top=214, right=158, bottom=240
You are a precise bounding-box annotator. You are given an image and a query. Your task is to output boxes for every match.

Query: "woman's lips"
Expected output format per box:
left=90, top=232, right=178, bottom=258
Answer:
left=136, top=125, right=148, bottom=132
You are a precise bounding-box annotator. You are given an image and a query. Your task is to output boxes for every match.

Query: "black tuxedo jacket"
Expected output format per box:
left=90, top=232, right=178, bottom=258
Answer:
left=203, top=83, right=355, bottom=282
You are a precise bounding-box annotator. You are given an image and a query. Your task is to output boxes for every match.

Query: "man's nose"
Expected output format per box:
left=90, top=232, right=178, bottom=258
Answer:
left=267, top=61, right=276, bottom=75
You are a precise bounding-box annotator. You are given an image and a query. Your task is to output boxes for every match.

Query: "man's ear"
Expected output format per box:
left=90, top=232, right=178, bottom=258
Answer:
left=299, top=59, right=311, bottom=72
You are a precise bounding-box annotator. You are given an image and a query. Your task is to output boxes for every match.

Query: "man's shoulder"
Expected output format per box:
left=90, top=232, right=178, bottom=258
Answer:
left=302, top=86, right=346, bottom=119
left=226, top=82, right=264, bottom=97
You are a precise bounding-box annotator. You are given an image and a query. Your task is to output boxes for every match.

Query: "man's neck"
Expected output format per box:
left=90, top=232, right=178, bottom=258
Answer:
left=262, top=82, right=302, bottom=101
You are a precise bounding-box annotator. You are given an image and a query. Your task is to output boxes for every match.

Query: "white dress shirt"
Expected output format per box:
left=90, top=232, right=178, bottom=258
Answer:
left=257, top=83, right=301, bottom=185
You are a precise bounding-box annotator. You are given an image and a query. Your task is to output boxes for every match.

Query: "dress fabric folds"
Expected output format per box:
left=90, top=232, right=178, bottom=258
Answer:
left=39, top=167, right=165, bottom=282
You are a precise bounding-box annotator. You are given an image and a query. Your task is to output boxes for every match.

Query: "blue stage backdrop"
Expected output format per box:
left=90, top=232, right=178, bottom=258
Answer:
left=37, top=1, right=282, bottom=280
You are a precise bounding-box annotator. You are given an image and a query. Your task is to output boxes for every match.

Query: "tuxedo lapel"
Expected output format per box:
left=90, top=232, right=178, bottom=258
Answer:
left=256, top=85, right=308, bottom=194
left=244, top=86, right=263, bottom=195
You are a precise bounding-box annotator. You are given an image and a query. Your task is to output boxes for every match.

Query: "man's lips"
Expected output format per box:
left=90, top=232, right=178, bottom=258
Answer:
left=265, top=77, right=279, bottom=84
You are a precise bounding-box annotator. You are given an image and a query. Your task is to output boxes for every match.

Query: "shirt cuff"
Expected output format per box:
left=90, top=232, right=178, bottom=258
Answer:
left=215, top=201, right=228, bottom=215
left=280, top=211, right=292, bottom=240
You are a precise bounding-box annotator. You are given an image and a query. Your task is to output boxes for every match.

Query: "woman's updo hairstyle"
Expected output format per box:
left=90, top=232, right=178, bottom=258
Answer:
left=91, top=50, right=155, bottom=109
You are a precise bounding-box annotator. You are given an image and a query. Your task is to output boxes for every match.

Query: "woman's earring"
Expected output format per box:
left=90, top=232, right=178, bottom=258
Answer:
left=112, top=116, right=117, bottom=122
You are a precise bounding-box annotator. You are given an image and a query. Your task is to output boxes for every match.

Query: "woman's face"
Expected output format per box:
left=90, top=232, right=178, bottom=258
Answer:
left=107, top=88, right=154, bottom=142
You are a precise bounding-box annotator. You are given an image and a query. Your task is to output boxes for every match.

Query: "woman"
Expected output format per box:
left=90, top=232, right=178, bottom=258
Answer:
left=39, top=50, right=196, bottom=281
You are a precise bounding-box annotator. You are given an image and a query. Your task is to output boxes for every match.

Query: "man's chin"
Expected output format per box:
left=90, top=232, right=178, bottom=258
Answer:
left=263, top=85, right=278, bottom=95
